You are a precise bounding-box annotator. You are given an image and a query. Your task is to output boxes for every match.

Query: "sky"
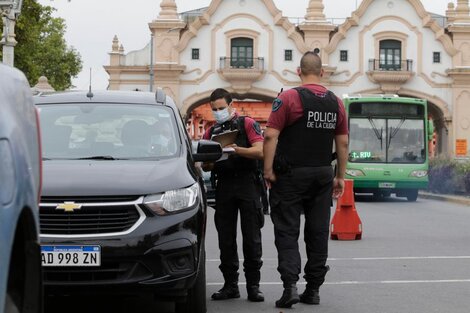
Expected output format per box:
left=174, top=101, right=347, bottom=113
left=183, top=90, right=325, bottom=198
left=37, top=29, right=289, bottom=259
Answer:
left=37, top=0, right=451, bottom=90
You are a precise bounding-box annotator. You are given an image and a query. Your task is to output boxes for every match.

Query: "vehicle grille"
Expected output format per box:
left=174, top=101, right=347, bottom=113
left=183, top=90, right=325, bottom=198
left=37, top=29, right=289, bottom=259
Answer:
left=41, top=195, right=140, bottom=203
left=43, top=262, right=153, bottom=284
left=40, top=204, right=141, bottom=235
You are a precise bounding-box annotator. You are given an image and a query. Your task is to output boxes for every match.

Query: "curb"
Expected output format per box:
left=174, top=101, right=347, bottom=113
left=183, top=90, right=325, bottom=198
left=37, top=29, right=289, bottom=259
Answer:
left=419, top=192, right=470, bottom=206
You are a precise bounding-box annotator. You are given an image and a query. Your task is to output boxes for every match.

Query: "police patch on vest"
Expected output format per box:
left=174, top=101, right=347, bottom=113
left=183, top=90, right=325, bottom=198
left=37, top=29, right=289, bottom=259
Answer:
left=306, top=111, right=337, bottom=129
left=253, top=122, right=262, bottom=135
left=272, top=98, right=283, bottom=112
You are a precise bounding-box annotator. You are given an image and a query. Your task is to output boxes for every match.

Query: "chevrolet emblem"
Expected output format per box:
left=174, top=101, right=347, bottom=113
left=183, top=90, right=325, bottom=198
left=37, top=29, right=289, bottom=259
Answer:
left=56, top=202, right=82, bottom=213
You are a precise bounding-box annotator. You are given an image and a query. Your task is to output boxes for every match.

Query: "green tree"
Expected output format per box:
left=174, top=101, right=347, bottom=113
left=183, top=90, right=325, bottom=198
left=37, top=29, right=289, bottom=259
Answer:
left=0, top=0, right=81, bottom=90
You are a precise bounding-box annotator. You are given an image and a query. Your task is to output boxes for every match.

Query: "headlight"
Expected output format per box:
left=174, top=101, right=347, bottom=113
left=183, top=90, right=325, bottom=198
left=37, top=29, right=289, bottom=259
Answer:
left=346, top=169, right=365, bottom=177
left=409, top=170, right=428, bottom=178
left=143, top=183, right=200, bottom=215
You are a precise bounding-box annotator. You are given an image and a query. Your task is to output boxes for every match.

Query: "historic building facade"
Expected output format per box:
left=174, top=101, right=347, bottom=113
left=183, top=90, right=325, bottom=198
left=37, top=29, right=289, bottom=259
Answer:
left=104, top=0, right=470, bottom=157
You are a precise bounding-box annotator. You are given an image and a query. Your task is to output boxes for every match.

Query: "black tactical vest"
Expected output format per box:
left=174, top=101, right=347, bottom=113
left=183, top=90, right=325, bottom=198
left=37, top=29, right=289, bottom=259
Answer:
left=210, top=116, right=258, bottom=174
left=277, top=87, right=339, bottom=167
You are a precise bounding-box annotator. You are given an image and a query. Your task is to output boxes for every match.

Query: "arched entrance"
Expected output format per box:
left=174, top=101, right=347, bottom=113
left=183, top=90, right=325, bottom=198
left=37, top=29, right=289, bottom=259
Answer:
left=427, top=101, right=448, bottom=156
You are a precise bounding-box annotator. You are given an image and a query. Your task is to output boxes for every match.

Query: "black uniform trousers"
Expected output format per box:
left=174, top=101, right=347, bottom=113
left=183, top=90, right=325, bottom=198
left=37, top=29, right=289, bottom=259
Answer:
left=270, top=166, right=333, bottom=288
left=214, top=172, right=264, bottom=286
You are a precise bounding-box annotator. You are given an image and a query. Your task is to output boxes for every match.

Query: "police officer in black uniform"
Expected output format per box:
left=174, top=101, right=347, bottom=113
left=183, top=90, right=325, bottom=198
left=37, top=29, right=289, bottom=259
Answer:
left=263, top=52, right=349, bottom=308
left=202, top=88, right=265, bottom=302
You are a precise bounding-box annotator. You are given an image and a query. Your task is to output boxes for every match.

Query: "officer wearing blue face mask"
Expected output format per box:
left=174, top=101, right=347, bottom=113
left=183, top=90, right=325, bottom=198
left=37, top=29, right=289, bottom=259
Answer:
left=202, top=88, right=265, bottom=303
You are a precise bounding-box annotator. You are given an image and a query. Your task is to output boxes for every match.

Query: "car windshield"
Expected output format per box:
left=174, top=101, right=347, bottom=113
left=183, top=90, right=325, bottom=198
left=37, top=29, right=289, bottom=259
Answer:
left=37, top=103, right=179, bottom=160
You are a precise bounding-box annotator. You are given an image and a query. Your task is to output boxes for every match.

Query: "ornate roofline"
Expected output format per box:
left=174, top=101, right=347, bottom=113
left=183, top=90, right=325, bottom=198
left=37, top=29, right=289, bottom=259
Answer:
left=326, top=0, right=458, bottom=56
left=177, top=0, right=307, bottom=53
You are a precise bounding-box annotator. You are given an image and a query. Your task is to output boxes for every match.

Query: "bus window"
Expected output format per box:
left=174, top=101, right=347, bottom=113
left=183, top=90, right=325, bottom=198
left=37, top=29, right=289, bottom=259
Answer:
left=349, top=118, right=386, bottom=162
left=388, top=119, right=425, bottom=163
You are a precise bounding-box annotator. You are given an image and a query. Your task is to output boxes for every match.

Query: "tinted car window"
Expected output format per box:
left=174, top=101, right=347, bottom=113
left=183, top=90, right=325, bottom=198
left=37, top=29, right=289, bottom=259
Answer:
left=37, top=103, right=179, bottom=160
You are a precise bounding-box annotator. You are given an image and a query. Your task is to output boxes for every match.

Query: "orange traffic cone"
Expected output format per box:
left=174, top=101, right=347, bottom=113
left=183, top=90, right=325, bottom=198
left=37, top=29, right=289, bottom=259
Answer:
left=330, top=179, right=362, bottom=240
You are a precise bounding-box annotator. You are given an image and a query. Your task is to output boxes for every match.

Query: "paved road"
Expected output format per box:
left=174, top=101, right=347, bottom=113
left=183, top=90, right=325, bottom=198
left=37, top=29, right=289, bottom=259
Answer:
left=206, top=195, right=470, bottom=313
left=45, top=195, right=470, bottom=313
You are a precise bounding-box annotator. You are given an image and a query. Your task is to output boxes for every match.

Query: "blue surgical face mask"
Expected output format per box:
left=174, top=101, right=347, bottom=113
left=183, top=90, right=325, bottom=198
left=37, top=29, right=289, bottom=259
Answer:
left=213, top=107, right=231, bottom=124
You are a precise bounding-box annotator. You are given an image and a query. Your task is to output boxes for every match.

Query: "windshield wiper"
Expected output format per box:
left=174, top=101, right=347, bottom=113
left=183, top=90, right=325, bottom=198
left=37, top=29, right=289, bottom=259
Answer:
left=77, top=155, right=120, bottom=160
left=388, top=117, right=406, bottom=147
left=368, top=117, right=383, bottom=149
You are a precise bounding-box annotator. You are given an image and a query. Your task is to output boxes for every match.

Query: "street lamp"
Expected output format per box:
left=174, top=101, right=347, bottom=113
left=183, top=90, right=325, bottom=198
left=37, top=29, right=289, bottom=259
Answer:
left=0, top=0, right=23, bottom=66
left=149, top=33, right=154, bottom=92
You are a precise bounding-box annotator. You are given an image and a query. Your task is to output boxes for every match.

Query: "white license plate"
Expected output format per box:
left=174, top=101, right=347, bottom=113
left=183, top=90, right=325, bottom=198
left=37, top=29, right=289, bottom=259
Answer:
left=379, top=182, right=396, bottom=188
left=41, top=245, right=101, bottom=267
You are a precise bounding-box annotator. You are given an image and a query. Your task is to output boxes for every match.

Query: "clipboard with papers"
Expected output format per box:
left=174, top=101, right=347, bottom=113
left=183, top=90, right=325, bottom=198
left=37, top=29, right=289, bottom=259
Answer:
left=211, top=130, right=238, bottom=147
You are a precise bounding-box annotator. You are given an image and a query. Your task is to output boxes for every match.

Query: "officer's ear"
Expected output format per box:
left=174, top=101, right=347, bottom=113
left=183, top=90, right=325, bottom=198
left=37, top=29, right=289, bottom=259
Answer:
left=297, top=67, right=302, bottom=77
left=320, top=68, right=324, bottom=78
left=227, top=101, right=233, bottom=113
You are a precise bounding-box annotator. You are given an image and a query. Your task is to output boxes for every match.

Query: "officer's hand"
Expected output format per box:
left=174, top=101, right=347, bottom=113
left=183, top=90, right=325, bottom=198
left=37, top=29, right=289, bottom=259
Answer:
left=332, top=177, right=345, bottom=199
left=225, top=143, right=238, bottom=153
left=264, top=170, right=276, bottom=188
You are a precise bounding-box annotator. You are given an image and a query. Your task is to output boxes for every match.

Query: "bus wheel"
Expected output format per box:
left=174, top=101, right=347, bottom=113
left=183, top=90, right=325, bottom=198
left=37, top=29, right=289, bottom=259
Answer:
left=382, top=191, right=391, bottom=198
left=406, top=189, right=418, bottom=202
left=373, top=191, right=383, bottom=201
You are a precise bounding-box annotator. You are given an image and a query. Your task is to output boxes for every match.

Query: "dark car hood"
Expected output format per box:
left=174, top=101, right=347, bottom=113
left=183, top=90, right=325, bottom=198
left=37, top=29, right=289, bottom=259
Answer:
left=42, top=158, right=196, bottom=196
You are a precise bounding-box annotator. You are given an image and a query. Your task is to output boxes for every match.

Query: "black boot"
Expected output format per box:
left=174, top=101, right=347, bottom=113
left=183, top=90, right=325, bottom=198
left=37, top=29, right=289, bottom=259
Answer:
left=300, top=287, right=320, bottom=305
left=211, top=282, right=240, bottom=300
left=275, top=284, right=300, bottom=308
left=247, top=285, right=264, bottom=302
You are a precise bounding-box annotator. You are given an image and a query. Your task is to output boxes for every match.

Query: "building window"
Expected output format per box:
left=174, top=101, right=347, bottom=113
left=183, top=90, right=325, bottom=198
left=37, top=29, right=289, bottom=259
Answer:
left=192, top=48, right=200, bottom=60
left=284, top=50, right=293, bottom=61
left=433, top=52, right=441, bottom=63
left=231, top=37, right=253, bottom=68
left=340, top=50, right=348, bottom=62
left=379, top=40, right=401, bottom=70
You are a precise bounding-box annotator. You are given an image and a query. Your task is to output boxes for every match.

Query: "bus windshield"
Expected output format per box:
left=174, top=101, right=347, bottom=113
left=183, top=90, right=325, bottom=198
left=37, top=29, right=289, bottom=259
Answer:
left=349, top=117, right=425, bottom=164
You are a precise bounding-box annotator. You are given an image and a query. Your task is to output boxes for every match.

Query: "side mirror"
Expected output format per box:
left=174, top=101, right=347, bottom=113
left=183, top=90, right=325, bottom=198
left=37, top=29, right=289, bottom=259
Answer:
left=193, top=140, right=222, bottom=162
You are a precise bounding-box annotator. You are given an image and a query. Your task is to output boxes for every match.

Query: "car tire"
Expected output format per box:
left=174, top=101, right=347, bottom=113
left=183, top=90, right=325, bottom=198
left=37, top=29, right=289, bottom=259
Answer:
left=4, top=294, right=20, bottom=313
left=175, top=246, right=206, bottom=313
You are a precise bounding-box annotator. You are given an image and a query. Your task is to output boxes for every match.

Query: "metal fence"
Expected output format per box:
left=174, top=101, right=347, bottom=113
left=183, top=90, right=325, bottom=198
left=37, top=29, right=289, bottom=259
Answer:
left=219, top=57, right=265, bottom=71
left=368, top=59, right=413, bottom=71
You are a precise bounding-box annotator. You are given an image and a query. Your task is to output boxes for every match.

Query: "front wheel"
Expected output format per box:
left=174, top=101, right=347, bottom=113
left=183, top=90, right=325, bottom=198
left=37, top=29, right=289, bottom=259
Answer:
left=175, top=248, right=206, bottom=313
left=406, top=189, right=419, bottom=202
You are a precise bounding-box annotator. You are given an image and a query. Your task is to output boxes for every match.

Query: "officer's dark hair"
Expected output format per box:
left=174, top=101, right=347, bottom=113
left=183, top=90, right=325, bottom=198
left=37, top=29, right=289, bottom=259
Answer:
left=210, top=88, right=232, bottom=105
left=300, top=51, right=322, bottom=76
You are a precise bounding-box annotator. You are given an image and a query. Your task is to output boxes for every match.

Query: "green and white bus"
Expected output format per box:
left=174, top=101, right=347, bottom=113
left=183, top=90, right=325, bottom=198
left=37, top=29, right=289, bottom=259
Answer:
left=343, top=95, right=434, bottom=201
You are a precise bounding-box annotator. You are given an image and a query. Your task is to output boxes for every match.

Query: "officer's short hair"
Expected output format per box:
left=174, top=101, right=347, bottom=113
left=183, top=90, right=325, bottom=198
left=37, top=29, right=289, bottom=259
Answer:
left=300, top=51, right=322, bottom=76
left=210, top=88, right=233, bottom=105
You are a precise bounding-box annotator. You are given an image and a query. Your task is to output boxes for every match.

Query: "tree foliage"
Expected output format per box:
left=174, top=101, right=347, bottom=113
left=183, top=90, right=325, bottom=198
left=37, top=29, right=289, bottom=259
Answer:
left=0, top=0, right=82, bottom=90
